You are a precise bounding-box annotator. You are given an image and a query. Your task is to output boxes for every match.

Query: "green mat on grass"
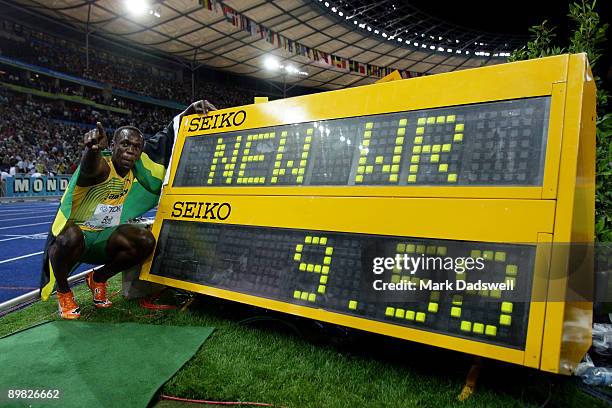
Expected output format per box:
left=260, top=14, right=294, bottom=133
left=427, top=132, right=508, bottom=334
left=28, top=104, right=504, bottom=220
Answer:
left=0, top=321, right=214, bottom=408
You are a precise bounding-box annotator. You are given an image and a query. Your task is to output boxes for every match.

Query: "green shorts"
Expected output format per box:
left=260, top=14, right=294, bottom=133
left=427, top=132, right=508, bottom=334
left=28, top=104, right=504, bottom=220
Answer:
left=79, top=226, right=120, bottom=265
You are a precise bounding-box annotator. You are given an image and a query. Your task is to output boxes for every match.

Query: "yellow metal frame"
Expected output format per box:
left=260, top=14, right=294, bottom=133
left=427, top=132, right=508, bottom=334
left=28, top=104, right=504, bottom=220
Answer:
left=540, top=54, right=596, bottom=374
left=140, top=54, right=595, bottom=374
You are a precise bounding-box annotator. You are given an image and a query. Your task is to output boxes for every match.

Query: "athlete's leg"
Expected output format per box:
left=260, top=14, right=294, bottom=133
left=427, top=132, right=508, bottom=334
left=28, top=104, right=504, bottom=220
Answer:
left=91, top=224, right=156, bottom=283
left=47, top=222, right=86, bottom=293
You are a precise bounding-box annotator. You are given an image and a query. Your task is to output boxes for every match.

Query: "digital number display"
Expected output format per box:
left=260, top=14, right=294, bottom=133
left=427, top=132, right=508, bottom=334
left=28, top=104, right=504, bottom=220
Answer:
left=150, top=220, right=535, bottom=348
left=174, top=97, right=549, bottom=187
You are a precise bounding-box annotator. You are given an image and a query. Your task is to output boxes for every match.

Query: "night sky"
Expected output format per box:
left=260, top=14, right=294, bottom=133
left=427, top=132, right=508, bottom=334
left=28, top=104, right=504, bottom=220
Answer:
left=409, top=0, right=612, bottom=97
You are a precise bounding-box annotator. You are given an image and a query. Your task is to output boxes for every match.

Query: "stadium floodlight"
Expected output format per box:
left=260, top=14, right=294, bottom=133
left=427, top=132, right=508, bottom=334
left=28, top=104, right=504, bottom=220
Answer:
left=264, top=56, right=280, bottom=71
left=126, top=0, right=149, bottom=15
left=263, top=56, right=308, bottom=78
left=149, top=6, right=161, bottom=18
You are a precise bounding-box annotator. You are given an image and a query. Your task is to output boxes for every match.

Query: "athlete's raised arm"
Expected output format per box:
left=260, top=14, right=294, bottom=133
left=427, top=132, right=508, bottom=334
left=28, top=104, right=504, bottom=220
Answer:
left=78, top=122, right=110, bottom=186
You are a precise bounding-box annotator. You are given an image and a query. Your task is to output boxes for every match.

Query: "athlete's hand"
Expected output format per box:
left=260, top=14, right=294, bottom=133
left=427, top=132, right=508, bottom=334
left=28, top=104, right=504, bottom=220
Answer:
left=180, top=100, right=217, bottom=123
left=83, top=122, right=108, bottom=152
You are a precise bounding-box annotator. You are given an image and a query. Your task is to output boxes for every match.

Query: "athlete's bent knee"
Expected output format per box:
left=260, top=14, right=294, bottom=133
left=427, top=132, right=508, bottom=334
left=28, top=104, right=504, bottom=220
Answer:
left=54, top=224, right=84, bottom=254
left=127, top=228, right=156, bottom=260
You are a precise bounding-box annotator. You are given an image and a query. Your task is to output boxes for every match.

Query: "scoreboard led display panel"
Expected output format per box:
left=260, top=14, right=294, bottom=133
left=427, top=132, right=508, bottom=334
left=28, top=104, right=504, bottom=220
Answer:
left=151, top=221, right=535, bottom=348
left=141, top=54, right=596, bottom=374
left=175, top=98, right=549, bottom=187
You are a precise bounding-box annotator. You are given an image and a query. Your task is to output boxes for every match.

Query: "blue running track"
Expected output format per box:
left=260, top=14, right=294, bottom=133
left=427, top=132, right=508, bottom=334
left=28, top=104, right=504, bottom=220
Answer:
left=0, top=201, right=156, bottom=303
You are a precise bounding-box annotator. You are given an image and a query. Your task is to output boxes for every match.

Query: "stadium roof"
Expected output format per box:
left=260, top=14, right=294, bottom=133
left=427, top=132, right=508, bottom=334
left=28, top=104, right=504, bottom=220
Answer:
left=8, top=0, right=527, bottom=90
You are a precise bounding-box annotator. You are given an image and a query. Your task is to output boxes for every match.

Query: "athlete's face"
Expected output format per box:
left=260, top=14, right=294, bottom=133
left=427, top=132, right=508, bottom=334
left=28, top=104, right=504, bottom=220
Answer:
left=112, top=129, right=143, bottom=173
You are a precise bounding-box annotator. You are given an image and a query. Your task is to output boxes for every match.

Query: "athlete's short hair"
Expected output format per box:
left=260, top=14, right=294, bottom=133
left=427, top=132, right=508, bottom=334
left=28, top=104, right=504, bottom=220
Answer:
left=113, top=125, right=143, bottom=139
left=112, top=126, right=144, bottom=146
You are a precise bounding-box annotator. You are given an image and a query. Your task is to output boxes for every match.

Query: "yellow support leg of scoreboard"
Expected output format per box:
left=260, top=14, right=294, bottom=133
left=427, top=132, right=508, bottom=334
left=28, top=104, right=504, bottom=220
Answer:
left=458, top=356, right=482, bottom=401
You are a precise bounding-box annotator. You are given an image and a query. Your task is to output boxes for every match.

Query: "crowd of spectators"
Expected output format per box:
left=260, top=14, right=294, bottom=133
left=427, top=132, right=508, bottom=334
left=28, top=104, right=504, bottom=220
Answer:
left=50, top=100, right=174, bottom=135
left=0, top=68, right=178, bottom=128
left=0, top=88, right=175, bottom=181
left=2, top=69, right=84, bottom=96
left=0, top=19, right=257, bottom=108
left=0, top=89, right=81, bottom=180
left=2, top=75, right=176, bottom=128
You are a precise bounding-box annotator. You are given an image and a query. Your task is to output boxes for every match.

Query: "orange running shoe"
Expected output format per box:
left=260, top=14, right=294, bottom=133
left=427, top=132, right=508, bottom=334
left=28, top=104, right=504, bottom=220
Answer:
left=57, top=290, right=80, bottom=320
left=86, top=272, right=112, bottom=308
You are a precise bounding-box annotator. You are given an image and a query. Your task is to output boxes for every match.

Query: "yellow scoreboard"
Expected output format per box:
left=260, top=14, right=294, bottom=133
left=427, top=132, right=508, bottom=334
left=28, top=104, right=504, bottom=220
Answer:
left=140, top=54, right=596, bottom=374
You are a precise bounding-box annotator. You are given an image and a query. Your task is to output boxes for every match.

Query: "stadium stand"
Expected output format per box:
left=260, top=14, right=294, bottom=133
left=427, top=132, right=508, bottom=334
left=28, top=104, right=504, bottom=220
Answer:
left=1, top=88, right=90, bottom=177
left=0, top=86, right=178, bottom=177
left=0, top=19, right=256, bottom=107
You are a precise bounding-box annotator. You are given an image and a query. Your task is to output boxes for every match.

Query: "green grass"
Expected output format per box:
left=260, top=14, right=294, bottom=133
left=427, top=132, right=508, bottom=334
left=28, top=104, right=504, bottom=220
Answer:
left=1, top=277, right=607, bottom=408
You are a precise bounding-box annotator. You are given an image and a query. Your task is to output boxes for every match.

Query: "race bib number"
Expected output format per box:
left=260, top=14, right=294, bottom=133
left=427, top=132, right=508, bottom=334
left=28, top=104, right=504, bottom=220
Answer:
left=83, top=204, right=123, bottom=229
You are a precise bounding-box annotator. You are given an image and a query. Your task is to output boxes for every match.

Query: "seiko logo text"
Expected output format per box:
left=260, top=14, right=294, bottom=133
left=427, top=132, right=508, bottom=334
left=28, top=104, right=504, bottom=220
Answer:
left=187, top=110, right=246, bottom=132
left=171, top=201, right=232, bottom=220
